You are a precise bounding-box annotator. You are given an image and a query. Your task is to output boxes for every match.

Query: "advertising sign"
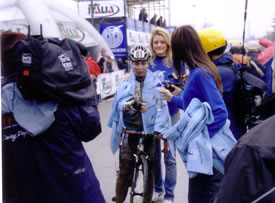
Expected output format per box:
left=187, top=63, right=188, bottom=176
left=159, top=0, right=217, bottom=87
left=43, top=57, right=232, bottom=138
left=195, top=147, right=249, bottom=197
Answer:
left=0, top=19, right=97, bottom=47
left=78, top=0, right=125, bottom=18
left=97, top=70, right=124, bottom=99
left=100, top=23, right=127, bottom=58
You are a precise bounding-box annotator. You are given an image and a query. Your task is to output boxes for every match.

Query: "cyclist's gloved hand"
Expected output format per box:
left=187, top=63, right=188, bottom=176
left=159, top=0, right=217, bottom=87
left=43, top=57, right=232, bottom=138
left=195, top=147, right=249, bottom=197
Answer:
left=123, top=99, right=135, bottom=111
left=133, top=100, right=142, bottom=111
left=153, top=131, right=168, bottom=152
left=154, top=131, right=163, bottom=140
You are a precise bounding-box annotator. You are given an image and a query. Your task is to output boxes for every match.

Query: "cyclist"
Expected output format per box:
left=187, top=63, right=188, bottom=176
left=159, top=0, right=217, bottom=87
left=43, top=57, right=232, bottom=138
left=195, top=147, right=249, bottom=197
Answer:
left=108, top=45, right=172, bottom=203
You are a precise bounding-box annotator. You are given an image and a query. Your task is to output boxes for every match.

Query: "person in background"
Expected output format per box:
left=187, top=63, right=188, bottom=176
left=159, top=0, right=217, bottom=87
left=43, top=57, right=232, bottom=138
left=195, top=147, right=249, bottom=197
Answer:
left=105, top=55, right=114, bottom=73
left=163, top=19, right=167, bottom=28
left=229, top=45, right=266, bottom=78
left=257, top=38, right=274, bottom=95
left=97, top=48, right=107, bottom=73
left=150, top=14, right=157, bottom=25
left=170, top=25, right=229, bottom=203
left=245, top=41, right=267, bottom=77
left=149, top=27, right=180, bottom=203
left=138, top=8, right=148, bottom=23
left=1, top=31, right=105, bottom=203
left=85, top=55, right=101, bottom=103
left=198, top=28, right=246, bottom=140
left=156, top=16, right=164, bottom=27
left=108, top=45, right=171, bottom=203
left=117, top=56, right=129, bottom=73
left=245, top=40, right=262, bottom=59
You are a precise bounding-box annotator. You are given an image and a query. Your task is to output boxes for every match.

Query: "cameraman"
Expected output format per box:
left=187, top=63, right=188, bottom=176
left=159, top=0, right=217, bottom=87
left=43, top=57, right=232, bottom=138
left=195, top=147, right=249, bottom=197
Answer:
left=1, top=31, right=105, bottom=203
left=108, top=45, right=171, bottom=203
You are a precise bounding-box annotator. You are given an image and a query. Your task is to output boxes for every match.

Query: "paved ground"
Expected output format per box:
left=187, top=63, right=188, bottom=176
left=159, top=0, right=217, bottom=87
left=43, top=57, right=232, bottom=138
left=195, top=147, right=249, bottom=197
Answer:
left=83, top=98, right=189, bottom=203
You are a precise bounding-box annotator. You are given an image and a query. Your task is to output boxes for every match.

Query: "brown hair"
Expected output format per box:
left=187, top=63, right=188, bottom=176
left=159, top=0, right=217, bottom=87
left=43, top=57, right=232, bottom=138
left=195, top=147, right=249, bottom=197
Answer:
left=149, top=27, right=172, bottom=68
left=171, top=25, right=223, bottom=94
left=1, top=31, right=27, bottom=77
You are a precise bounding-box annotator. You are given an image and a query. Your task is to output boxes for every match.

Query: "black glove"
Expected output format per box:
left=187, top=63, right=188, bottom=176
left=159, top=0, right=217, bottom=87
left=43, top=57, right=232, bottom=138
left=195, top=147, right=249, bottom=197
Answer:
left=133, top=100, right=142, bottom=111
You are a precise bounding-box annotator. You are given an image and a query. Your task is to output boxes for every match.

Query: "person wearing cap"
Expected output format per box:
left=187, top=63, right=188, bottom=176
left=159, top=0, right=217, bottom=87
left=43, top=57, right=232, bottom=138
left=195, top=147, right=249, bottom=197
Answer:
left=198, top=28, right=246, bottom=140
left=1, top=31, right=105, bottom=203
left=229, top=45, right=266, bottom=78
left=108, top=45, right=171, bottom=203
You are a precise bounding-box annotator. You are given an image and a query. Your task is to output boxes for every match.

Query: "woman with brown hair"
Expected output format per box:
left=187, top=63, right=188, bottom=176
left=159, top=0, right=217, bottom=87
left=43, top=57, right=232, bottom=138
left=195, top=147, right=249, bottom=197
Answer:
left=170, top=25, right=228, bottom=202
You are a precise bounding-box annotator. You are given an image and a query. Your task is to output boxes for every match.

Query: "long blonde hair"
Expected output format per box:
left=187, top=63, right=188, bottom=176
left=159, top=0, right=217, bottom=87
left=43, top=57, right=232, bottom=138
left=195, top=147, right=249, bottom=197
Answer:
left=149, top=27, right=173, bottom=68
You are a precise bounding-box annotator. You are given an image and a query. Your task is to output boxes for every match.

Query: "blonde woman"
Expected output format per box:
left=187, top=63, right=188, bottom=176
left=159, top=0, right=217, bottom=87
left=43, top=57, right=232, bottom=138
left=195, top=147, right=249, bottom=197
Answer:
left=149, top=27, right=182, bottom=203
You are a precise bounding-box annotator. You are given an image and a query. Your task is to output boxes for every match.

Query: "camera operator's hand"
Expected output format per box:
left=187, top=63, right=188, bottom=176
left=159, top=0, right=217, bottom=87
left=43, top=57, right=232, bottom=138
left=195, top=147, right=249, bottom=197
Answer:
left=170, top=84, right=182, bottom=96
left=159, top=87, right=174, bottom=102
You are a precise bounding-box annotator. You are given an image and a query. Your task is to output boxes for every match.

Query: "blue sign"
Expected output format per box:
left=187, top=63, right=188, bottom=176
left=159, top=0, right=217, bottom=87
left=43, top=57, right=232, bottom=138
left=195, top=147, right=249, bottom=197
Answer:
left=100, top=23, right=127, bottom=58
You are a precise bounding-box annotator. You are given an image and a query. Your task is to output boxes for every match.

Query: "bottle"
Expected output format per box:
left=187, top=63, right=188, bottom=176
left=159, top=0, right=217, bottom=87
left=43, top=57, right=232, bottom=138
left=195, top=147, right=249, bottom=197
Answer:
left=155, top=83, right=163, bottom=111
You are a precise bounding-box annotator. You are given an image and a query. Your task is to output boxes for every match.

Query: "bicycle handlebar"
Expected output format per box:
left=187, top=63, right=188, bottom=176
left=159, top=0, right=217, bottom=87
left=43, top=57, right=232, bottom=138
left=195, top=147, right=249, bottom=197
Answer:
left=122, top=129, right=168, bottom=152
left=125, top=130, right=153, bottom=136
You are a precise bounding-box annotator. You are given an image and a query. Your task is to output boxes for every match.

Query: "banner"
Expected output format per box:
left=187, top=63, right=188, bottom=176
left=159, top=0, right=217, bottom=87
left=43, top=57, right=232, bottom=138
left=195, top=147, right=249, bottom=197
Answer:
left=78, top=0, right=125, bottom=18
left=100, top=23, right=127, bottom=58
left=96, top=70, right=125, bottom=99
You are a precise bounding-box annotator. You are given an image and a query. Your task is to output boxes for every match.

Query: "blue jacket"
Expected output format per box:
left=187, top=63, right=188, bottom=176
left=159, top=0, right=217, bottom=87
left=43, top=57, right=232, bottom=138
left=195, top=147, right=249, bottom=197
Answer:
left=108, top=70, right=172, bottom=154
left=178, top=67, right=228, bottom=137
left=213, top=53, right=246, bottom=139
left=2, top=82, right=105, bottom=203
left=164, top=98, right=237, bottom=178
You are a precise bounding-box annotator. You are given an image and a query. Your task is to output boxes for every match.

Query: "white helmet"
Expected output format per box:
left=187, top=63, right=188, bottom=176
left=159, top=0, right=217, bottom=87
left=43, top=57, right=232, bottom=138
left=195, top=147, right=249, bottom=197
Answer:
left=128, top=45, right=151, bottom=61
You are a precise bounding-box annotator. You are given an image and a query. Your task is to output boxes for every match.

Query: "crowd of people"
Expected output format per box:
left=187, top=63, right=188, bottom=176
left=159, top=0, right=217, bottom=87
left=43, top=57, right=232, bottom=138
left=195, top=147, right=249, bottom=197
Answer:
left=1, top=22, right=275, bottom=203
left=139, top=7, right=167, bottom=28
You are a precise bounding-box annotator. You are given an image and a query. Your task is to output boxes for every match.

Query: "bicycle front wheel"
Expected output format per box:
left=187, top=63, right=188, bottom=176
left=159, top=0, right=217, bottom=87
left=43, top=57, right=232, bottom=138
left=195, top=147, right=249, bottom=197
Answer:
left=130, top=154, right=149, bottom=203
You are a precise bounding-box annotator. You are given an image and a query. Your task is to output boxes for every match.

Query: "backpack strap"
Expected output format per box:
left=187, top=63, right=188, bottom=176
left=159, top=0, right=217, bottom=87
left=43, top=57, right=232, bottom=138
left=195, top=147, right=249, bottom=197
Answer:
left=229, top=62, right=266, bottom=92
left=27, top=24, right=43, bottom=39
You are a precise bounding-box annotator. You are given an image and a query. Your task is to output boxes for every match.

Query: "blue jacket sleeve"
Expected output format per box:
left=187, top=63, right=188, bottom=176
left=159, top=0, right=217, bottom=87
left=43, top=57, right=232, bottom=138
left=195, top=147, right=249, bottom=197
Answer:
left=171, top=95, right=184, bottom=109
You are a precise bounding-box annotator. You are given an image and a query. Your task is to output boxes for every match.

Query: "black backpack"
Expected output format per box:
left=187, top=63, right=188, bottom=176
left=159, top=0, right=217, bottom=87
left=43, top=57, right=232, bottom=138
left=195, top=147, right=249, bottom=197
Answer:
left=231, top=65, right=267, bottom=129
left=11, top=25, right=96, bottom=106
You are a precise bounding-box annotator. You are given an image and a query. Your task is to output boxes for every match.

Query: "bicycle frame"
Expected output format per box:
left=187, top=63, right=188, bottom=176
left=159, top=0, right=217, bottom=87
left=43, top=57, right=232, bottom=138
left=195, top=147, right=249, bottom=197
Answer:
left=124, top=129, right=152, bottom=203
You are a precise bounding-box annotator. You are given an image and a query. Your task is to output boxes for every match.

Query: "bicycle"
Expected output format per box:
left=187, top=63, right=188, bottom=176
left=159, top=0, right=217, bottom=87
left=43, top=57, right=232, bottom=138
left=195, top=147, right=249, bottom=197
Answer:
left=119, top=128, right=167, bottom=203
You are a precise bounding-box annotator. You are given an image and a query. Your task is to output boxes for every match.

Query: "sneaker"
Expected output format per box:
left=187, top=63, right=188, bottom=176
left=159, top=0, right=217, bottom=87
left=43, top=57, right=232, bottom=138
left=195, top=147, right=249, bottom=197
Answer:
left=163, top=199, right=174, bottom=203
left=152, top=191, right=164, bottom=202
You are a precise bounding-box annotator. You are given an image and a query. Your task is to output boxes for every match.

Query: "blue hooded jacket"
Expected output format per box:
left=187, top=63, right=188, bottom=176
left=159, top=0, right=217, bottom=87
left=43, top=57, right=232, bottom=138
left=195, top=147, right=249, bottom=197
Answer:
left=213, top=52, right=246, bottom=139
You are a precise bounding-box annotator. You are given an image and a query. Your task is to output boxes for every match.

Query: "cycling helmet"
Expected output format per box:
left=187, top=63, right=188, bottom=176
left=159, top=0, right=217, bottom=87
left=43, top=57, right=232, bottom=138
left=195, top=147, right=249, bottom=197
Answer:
left=198, top=28, right=227, bottom=53
left=128, top=45, right=151, bottom=61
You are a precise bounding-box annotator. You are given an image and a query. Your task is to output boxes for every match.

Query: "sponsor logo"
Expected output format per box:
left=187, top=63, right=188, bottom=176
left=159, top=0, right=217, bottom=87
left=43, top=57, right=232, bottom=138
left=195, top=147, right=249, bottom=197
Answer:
left=88, top=3, right=120, bottom=17
left=22, top=53, right=32, bottom=64
left=3, top=131, right=27, bottom=142
left=57, top=22, right=85, bottom=42
left=102, top=25, right=124, bottom=49
left=101, top=77, right=113, bottom=94
left=58, top=54, right=73, bottom=71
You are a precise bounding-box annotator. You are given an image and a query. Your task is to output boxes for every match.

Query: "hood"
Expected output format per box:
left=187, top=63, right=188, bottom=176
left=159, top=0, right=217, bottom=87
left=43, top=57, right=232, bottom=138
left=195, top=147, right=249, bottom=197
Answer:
left=212, top=52, right=234, bottom=66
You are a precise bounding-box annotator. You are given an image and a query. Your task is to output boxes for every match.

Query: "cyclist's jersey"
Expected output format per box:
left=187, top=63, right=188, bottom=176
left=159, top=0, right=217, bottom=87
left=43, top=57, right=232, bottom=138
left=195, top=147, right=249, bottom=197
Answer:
left=123, top=80, right=144, bottom=131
